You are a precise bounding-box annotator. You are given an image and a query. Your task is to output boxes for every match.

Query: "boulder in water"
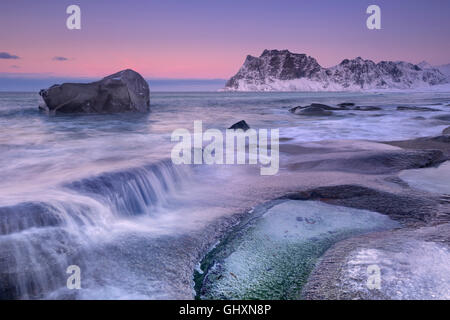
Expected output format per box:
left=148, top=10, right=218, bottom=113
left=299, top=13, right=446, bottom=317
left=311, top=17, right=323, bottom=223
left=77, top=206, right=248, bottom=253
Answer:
left=443, top=127, right=450, bottom=135
left=353, top=106, right=382, bottom=111
left=228, top=120, right=250, bottom=131
left=291, top=105, right=333, bottom=116
left=433, top=114, right=450, bottom=121
left=397, top=106, right=440, bottom=112
left=39, top=69, right=150, bottom=114
left=338, top=102, right=355, bottom=108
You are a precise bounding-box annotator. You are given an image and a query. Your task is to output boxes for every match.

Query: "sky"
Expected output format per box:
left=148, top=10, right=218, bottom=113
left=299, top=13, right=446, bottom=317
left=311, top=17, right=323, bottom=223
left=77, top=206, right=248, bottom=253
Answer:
left=1, top=0, right=449, bottom=90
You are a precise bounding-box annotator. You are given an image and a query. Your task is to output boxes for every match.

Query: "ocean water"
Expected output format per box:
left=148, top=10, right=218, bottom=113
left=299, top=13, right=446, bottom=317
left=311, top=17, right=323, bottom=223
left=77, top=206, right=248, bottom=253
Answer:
left=0, top=91, right=449, bottom=299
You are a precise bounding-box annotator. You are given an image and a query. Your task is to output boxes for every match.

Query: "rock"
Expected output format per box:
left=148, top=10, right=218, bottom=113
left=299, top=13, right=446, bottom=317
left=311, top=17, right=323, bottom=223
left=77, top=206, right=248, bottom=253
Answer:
left=338, top=102, right=355, bottom=107
left=292, top=106, right=333, bottom=116
left=290, top=104, right=340, bottom=115
left=433, top=114, right=450, bottom=121
left=288, top=149, right=445, bottom=175
left=309, top=103, right=340, bottom=110
left=39, top=69, right=150, bottom=114
left=397, top=106, right=441, bottom=112
left=443, top=127, right=450, bottom=135
left=430, top=135, right=450, bottom=143
left=289, top=106, right=303, bottom=114
left=228, top=120, right=250, bottom=131
left=353, top=106, right=382, bottom=111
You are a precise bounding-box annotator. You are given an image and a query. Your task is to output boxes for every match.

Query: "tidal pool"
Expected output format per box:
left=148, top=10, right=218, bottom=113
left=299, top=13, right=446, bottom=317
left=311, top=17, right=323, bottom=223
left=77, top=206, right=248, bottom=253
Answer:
left=195, top=200, right=400, bottom=300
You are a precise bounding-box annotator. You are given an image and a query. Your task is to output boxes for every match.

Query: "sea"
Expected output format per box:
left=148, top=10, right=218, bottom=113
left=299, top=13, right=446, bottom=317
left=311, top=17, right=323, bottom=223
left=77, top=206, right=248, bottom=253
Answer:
left=0, top=91, right=449, bottom=299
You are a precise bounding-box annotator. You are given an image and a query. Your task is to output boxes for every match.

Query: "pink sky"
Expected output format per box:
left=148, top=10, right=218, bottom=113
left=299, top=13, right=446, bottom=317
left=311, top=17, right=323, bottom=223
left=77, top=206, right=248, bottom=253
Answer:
left=1, top=0, right=449, bottom=79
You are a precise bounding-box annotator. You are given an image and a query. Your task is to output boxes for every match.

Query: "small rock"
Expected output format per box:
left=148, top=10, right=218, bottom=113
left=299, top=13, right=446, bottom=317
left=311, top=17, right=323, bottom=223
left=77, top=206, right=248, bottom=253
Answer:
left=354, top=106, right=382, bottom=111
left=310, top=103, right=340, bottom=110
left=443, top=127, right=450, bottom=135
left=295, top=106, right=333, bottom=116
left=228, top=120, right=250, bottom=131
left=397, top=106, right=440, bottom=112
left=338, top=103, right=355, bottom=108
left=433, top=114, right=450, bottom=121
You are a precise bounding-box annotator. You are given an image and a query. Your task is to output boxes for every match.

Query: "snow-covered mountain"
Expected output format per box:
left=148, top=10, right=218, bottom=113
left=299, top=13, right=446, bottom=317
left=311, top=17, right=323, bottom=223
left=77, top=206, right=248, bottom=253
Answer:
left=436, top=63, right=450, bottom=82
left=224, top=50, right=448, bottom=91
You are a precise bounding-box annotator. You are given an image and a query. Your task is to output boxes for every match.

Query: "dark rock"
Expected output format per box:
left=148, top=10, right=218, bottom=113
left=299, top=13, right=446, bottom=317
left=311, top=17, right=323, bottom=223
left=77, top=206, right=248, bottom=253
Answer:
left=443, top=127, right=450, bottom=135
left=284, top=184, right=438, bottom=224
left=430, top=135, right=450, bottom=143
left=309, top=103, right=339, bottom=110
left=433, top=114, right=450, bottom=121
left=291, top=106, right=333, bottom=116
left=228, top=120, right=250, bottom=131
left=338, top=103, right=355, bottom=107
left=289, top=106, right=303, bottom=114
left=353, top=106, right=382, bottom=111
left=39, top=69, right=150, bottom=114
left=397, top=106, right=441, bottom=112
left=287, top=149, right=445, bottom=175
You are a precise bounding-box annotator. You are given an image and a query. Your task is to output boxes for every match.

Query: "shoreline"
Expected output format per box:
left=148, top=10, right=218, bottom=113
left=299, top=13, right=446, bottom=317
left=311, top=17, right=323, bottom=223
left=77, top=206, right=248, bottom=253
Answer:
left=194, top=134, right=450, bottom=300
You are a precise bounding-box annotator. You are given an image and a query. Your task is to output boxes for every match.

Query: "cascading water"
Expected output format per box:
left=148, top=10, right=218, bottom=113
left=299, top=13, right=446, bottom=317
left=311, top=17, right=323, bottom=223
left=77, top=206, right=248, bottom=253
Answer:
left=0, top=160, right=192, bottom=299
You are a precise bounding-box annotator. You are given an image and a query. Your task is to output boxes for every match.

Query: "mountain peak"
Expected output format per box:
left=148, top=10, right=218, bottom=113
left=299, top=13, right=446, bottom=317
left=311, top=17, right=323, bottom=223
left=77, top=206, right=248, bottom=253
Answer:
left=261, top=49, right=292, bottom=57
left=225, top=50, right=448, bottom=91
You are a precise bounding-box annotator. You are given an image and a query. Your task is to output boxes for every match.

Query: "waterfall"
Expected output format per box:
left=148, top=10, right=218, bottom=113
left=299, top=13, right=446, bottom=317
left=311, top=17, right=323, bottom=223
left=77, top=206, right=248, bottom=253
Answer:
left=0, top=160, right=191, bottom=299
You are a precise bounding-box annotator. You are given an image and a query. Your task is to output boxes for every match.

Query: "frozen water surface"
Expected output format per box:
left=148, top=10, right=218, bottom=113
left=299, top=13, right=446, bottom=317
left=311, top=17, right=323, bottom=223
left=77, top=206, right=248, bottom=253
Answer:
left=197, top=200, right=399, bottom=300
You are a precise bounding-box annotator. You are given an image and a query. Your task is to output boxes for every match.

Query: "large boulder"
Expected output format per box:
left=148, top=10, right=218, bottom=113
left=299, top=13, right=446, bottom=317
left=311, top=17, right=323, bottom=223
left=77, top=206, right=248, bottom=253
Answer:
left=39, top=69, right=150, bottom=113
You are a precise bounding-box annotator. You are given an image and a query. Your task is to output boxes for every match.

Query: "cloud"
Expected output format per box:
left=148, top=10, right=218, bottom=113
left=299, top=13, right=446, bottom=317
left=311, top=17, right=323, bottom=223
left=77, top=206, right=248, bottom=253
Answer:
left=0, top=52, right=20, bottom=59
left=52, top=56, right=69, bottom=61
left=10, top=65, right=20, bottom=69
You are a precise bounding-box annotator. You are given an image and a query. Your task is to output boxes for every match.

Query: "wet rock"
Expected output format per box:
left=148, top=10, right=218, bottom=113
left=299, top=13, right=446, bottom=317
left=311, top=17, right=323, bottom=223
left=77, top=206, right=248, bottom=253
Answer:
left=39, top=69, right=150, bottom=114
left=443, top=126, right=450, bottom=135
left=430, top=135, right=450, bottom=143
left=290, top=106, right=334, bottom=116
left=353, top=106, right=382, bottom=111
left=397, top=106, right=441, bottom=112
left=283, top=184, right=441, bottom=225
left=433, top=114, right=450, bottom=121
left=309, top=103, right=340, bottom=110
left=228, top=120, right=250, bottom=131
left=338, top=103, right=355, bottom=108
left=288, top=149, right=445, bottom=175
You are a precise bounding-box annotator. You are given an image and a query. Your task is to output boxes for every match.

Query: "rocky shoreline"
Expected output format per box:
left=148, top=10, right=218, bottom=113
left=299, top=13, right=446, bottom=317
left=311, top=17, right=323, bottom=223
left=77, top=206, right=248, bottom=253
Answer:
left=194, top=134, right=450, bottom=300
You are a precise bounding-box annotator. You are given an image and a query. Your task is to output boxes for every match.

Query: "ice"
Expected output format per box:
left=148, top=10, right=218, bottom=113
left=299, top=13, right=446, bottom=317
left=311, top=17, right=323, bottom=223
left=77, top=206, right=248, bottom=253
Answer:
left=198, top=200, right=399, bottom=300
left=344, top=241, right=450, bottom=300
